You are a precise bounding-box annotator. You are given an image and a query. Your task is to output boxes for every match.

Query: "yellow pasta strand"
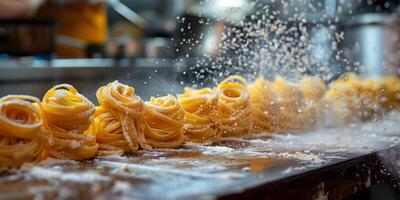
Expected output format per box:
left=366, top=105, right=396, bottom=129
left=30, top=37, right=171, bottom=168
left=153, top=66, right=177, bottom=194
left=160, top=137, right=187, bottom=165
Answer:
left=0, top=95, right=49, bottom=167
left=298, top=76, right=327, bottom=104
left=323, top=73, right=383, bottom=124
left=248, top=78, right=279, bottom=133
left=89, top=107, right=125, bottom=156
left=0, top=73, right=396, bottom=164
left=272, top=76, right=315, bottom=132
left=378, top=76, right=400, bottom=110
left=143, top=95, right=185, bottom=148
left=217, top=75, right=252, bottom=137
left=357, top=79, right=385, bottom=120
left=178, top=87, right=219, bottom=142
left=298, top=76, right=327, bottom=128
left=324, top=85, right=359, bottom=125
left=92, top=81, right=150, bottom=155
left=42, top=84, right=97, bottom=160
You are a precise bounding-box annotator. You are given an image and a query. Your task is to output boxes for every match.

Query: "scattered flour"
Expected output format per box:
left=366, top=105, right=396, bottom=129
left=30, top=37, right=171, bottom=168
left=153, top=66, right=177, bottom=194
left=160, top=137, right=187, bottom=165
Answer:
left=29, top=167, right=110, bottom=183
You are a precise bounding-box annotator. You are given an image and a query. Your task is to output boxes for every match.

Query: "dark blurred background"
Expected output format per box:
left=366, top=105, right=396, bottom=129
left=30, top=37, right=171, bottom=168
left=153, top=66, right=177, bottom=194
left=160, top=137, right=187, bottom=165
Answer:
left=0, top=0, right=399, bottom=102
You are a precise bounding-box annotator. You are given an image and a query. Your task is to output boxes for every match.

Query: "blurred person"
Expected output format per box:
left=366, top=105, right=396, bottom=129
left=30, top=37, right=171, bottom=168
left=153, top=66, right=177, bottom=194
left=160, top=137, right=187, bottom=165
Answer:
left=0, top=0, right=107, bottom=58
left=0, top=0, right=43, bottom=19
left=35, top=0, right=108, bottom=58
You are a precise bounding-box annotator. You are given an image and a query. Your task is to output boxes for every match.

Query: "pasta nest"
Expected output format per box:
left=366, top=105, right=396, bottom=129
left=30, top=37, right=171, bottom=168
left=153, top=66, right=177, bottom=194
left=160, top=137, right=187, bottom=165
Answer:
left=92, top=81, right=150, bottom=155
left=143, top=95, right=185, bottom=149
left=178, top=87, right=219, bottom=142
left=216, top=75, right=252, bottom=137
left=0, top=95, right=49, bottom=167
left=42, top=84, right=97, bottom=160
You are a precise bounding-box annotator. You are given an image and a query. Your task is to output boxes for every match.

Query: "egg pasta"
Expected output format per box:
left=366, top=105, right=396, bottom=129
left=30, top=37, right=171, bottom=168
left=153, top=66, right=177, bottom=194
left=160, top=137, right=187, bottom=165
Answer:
left=178, top=88, right=219, bottom=142
left=0, top=95, right=49, bottom=167
left=271, top=76, right=315, bottom=132
left=0, top=73, right=399, bottom=166
left=92, top=81, right=151, bottom=155
left=143, top=95, right=185, bottom=148
left=42, top=84, right=97, bottom=160
left=248, top=78, right=279, bottom=133
left=380, top=76, right=400, bottom=110
left=324, top=73, right=386, bottom=124
left=298, top=76, right=327, bottom=104
left=216, top=75, right=252, bottom=137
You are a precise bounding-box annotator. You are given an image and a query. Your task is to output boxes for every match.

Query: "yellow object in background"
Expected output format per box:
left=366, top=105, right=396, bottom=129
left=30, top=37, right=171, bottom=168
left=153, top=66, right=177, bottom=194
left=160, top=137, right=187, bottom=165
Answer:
left=178, top=88, right=219, bottom=142
left=42, top=84, right=97, bottom=160
left=0, top=95, right=49, bottom=167
left=36, top=2, right=107, bottom=57
left=143, top=95, right=186, bottom=149
left=216, top=76, right=252, bottom=137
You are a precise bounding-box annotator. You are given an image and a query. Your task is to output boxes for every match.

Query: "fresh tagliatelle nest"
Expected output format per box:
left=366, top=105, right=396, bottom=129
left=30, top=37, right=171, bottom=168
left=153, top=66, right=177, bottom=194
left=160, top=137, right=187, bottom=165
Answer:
left=0, top=74, right=400, bottom=168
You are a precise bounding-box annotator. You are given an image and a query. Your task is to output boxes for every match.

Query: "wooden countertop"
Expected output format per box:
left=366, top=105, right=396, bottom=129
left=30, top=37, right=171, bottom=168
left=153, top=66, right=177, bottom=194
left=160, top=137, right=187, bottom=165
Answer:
left=1, top=112, right=400, bottom=200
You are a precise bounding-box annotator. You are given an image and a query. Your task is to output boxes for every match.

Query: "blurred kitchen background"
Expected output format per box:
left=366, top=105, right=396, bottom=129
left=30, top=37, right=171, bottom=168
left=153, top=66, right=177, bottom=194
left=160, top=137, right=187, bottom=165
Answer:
left=0, top=0, right=399, bottom=101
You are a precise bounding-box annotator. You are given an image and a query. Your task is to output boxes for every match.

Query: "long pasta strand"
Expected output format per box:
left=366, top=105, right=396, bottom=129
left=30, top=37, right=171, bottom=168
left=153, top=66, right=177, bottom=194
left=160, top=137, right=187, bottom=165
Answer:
left=271, top=76, right=313, bottom=132
left=89, top=107, right=125, bottom=156
left=0, top=95, right=49, bottom=167
left=0, top=74, right=396, bottom=166
left=216, top=75, right=252, bottom=137
left=379, top=76, right=400, bottom=110
left=248, top=78, right=279, bottom=133
left=297, top=76, right=327, bottom=128
left=324, top=86, right=359, bottom=126
left=178, top=87, right=219, bottom=142
left=143, top=95, right=185, bottom=148
left=42, top=84, right=97, bottom=160
left=356, top=79, right=385, bottom=120
left=92, top=81, right=150, bottom=155
left=298, top=76, right=327, bottom=104
left=323, top=73, right=384, bottom=124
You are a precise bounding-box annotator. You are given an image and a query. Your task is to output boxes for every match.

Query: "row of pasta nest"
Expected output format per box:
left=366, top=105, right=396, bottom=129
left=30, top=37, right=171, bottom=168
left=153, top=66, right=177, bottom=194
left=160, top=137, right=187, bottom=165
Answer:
left=1, top=74, right=400, bottom=167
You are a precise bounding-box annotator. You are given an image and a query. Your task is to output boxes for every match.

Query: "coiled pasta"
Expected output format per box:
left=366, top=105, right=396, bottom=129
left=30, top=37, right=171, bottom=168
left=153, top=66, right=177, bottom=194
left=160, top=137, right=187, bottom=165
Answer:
left=143, top=95, right=185, bottom=148
left=298, top=76, right=327, bottom=128
left=298, top=76, right=327, bottom=104
left=178, top=87, right=219, bottom=142
left=324, top=73, right=385, bottom=124
left=380, top=76, right=400, bottom=110
left=0, top=95, right=49, bottom=167
left=42, top=84, right=97, bottom=160
left=93, top=81, right=150, bottom=155
left=0, top=72, right=398, bottom=169
left=357, top=79, right=385, bottom=120
left=271, top=76, right=313, bottom=132
left=248, top=78, right=279, bottom=133
left=323, top=74, right=363, bottom=125
left=216, top=75, right=252, bottom=137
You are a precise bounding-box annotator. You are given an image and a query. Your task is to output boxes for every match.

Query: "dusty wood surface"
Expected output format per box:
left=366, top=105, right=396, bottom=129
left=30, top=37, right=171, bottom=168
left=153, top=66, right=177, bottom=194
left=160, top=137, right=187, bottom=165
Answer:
left=1, top=112, right=400, bottom=200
